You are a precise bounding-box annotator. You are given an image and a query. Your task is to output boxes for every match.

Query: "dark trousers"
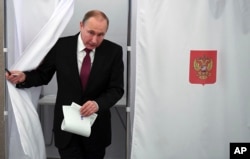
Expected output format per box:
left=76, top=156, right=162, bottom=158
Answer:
left=58, top=135, right=106, bottom=159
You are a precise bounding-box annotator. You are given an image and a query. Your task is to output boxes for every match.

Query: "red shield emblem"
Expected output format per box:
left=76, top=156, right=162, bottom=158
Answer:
left=189, top=50, right=217, bottom=85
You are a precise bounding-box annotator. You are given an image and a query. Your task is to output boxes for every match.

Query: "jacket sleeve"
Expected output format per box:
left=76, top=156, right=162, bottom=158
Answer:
left=16, top=47, right=56, bottom=88
left=94, top=44, right=124, bottom=111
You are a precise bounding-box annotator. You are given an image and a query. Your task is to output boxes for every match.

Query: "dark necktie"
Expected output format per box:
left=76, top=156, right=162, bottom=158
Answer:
left=80, top=48, right=92, bottom=91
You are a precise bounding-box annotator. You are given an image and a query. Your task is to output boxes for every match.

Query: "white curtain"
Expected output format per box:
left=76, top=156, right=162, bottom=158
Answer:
left=7, top=0, right=74, bottom=158
left=131, top=0, right=250, bottom=159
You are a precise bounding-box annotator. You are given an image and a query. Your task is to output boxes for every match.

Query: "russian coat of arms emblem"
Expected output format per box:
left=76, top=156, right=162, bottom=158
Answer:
left=189, top=50, right=217, bottom=85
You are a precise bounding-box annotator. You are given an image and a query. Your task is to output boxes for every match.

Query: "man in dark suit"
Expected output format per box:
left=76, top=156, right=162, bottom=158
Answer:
left=6, top=10, right=124, bottom=159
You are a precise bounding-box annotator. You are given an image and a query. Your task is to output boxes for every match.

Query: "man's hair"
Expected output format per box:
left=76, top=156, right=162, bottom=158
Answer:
left=82, top=10, right=109, bottom=29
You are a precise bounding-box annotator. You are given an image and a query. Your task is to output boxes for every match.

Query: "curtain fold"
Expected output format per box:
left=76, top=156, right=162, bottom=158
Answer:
left=7, top=0, right=75, bottom=158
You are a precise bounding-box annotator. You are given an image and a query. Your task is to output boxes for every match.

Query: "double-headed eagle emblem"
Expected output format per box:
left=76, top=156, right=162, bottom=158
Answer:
left=193, top=56, right=213, bottom=80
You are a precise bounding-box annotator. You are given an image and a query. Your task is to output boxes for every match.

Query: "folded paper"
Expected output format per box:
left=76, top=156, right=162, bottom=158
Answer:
left=61, top=102, right=97, bottom=137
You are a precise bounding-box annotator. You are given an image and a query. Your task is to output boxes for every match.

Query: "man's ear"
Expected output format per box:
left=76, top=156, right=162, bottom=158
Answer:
left=80, top=21, right=84, bottom=29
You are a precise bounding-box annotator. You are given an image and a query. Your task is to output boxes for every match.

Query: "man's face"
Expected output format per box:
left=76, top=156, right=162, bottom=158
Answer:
left=80, top=17, right=108, bottom=50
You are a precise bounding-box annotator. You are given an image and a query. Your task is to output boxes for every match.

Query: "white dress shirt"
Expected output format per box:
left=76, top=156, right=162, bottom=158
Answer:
left=76, top=34, right=99, bottom=110
left=77, top=34, right=95, bottom=74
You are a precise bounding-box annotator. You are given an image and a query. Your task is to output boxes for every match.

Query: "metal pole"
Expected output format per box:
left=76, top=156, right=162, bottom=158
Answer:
left=126, top=0, right=132, bottom=158
left=3, top=0, right=9, bottom=158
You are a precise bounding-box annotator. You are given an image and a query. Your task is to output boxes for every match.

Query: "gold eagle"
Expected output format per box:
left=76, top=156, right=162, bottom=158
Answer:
left=193, top=57, right=213, bottom=79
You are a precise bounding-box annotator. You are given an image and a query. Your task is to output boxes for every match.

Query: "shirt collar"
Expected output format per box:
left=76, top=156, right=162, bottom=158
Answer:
left=77, top=33, right=95, bottom=52
left=77, top=34, right=85, bottom=52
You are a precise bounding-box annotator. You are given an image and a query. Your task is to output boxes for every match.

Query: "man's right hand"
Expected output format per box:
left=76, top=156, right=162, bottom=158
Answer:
left=5, top=71, right=26, bottom=84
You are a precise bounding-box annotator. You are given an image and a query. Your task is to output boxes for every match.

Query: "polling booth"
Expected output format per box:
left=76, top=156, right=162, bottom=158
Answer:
left=5, top=0, right=131, bottom=159
left=37, top=1, right=130, bottom=158
left=3, top=0, right=250, bottom=159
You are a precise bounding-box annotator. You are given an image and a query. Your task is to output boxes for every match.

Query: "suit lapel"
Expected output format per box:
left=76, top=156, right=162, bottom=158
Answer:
left=65, top=34, right=83, bottom=88
left=84, top=44, right=107, bottom=92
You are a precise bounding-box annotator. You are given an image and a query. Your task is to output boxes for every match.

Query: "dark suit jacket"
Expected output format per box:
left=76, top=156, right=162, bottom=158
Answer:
left=19, top=33, right=124, bottom=149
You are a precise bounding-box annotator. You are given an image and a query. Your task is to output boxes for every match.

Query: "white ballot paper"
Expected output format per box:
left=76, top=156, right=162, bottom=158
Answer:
left=61, top=102, right=97, bottom=137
